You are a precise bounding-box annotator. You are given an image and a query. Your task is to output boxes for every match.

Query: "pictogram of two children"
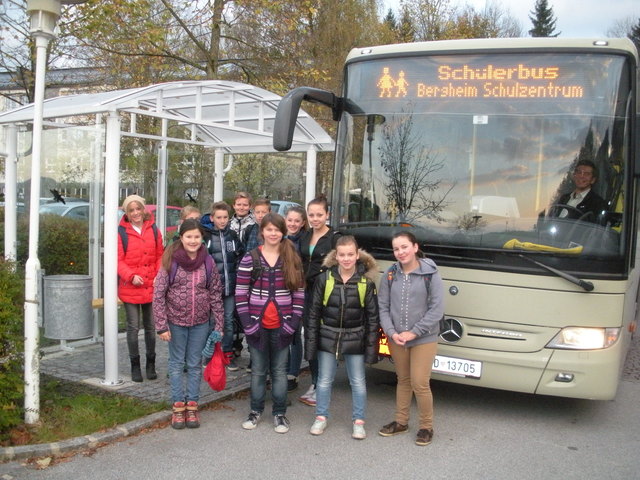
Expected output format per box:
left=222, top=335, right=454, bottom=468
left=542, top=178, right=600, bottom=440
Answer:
left=377, top=68, right=409, bottom=98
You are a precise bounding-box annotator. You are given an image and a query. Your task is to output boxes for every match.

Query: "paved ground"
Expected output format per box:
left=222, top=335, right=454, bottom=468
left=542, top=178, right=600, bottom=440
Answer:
left=38, top=332, right=253, bottom=405
left=2, top=326, right=640, bottom=465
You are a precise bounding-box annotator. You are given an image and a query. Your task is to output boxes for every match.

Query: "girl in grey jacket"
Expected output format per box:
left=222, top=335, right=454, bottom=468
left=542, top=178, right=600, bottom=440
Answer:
left=378, top=231, right=444, bottom=447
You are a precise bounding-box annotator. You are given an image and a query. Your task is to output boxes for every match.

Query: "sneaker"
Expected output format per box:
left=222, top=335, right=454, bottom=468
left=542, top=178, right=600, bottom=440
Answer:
left=171, top=402, right=186, bottom=430
left=298, top=385, right=316, bottom=406
left=242, top=411, right=261, bottom=430
left=274, top=414, right=290, bottom=434
left=185, top=401, right=200, bottom=429
left=352, top=420, right=366, bottom=440
left=225, top=353, right=240, bottom=372
left=415, top=428, right=434, bottom=446
left=287, top=376, right=298, bottom=392
left=378, top=421, right=409, bottom=437
left=309, top=416, right=327, bottom=436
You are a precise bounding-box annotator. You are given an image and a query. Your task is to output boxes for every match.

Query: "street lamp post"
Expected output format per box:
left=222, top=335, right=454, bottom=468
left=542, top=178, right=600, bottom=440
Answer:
left=24, top=0, right=62, bottom=426
left=23, top=0, right=87, bottom=425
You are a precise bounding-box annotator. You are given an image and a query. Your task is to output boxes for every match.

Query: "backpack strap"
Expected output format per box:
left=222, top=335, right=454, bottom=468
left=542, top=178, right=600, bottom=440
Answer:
left=249, top=248, right=263, bottom=288
left=118, top=225, right=128, bottom=253
left=118, top=223, right=158, bottom=254
left=323, top=270, right=367, bottom=308
left=204, top=254, right=214, bottom=289
left=168, top=260, right=179, bottom=286
left=387, top=262, right=431, bottom=295
left=322, top=270, right=334, bottom=307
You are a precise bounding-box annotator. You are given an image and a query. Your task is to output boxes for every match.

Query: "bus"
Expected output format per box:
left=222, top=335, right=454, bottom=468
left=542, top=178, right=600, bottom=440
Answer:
left=274, top=38, right=639, bottom=400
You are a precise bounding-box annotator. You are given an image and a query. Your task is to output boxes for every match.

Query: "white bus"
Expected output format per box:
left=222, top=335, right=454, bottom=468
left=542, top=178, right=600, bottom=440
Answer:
left=274, top=38, right=639, bottom=400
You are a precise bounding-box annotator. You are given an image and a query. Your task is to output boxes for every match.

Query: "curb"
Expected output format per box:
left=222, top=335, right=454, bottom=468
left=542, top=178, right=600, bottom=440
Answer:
left=0, top=383, right=249, bottom=463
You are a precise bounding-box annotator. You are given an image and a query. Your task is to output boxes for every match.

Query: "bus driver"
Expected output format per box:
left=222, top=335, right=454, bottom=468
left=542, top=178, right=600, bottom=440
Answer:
left=552, top=160, right=607, bottom=223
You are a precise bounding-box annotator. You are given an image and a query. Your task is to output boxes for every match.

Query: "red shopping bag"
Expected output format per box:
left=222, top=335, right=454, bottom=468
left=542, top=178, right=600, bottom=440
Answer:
left=203, top=342, right=229, bottom=391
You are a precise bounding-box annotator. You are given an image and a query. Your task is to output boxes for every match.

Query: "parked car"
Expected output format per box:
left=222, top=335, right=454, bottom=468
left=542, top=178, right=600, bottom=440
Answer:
left=269, top=200, right=301, bottom=216
left=118, top=204, right=182, bottom=235
left=39, top=201, right=91, bottom=220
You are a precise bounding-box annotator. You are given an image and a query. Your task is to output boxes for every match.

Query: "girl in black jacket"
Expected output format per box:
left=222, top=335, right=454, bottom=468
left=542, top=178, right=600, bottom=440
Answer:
left=298, top=195, right=341, bottom=406
left=305, top=235, right=380, bottom=440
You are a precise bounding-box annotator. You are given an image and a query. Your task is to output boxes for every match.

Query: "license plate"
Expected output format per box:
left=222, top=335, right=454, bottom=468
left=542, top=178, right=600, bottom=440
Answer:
left=433, top=355, right=482, bottom=378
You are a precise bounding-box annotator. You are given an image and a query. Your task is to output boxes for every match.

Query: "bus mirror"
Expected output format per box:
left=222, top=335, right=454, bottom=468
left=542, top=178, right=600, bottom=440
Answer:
left=273, top=87, right=341, bottom=151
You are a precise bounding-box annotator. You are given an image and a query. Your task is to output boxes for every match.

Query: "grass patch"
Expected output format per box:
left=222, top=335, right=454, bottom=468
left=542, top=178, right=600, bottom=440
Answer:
left=1, top=375, right=166, bottom=447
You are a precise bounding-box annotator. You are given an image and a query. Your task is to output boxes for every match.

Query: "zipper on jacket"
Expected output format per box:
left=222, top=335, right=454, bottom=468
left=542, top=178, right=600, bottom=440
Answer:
left=219, top=230, right=229, bottom=297
left=336, top=283, right=346, bottom=360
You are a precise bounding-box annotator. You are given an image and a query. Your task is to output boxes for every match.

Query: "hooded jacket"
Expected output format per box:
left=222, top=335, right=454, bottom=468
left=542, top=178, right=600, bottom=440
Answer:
left=378, top=257, right=444, bottom=347
left=305, top=249, right=380, bottom=364
left=153, top=245, right=224, bottom=334
left=117, top=214, right=164, bottom=304
left=200, top=215, right=244, bottom=296
left=300, top=228, right=342, bottom=287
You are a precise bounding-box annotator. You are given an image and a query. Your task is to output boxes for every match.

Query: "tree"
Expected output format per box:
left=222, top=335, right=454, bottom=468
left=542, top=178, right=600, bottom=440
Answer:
left=528, top=0, right=560, bottom=37
left=0, top=0, right=84, bottom=104
left=401, top=0, right=521, bottom=41
left=630, top=18, right=640, bottom=54
left=378, top=113, right=453, bottom=222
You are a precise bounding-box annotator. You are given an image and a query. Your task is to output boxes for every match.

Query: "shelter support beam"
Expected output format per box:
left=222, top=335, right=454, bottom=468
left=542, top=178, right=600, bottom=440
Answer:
left=214, top=148, right=224, bottom=202
left=102, top=112, right=123, bottom=386
left=3, top=124, right=18, bottom=261
left=305, top=146, right=317, bottom=206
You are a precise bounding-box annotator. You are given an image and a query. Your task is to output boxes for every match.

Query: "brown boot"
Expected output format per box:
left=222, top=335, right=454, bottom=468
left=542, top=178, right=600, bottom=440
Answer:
left=185, top=401, right=200, bottom=428
left=171, top=402, right=186, bottom=430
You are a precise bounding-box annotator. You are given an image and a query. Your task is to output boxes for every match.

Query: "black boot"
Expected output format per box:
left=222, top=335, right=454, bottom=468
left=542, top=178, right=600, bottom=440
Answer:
left=146, top=354, right=157, bottom=380
left=131, top=355, right=143, bottom=383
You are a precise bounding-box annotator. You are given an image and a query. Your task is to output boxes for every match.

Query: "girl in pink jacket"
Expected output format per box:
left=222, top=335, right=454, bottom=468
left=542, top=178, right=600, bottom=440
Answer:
left=153, top=219, right=224, bottom=429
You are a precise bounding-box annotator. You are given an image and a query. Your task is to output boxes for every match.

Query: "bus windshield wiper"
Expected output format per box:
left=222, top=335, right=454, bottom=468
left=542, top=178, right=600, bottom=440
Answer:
left=517, top=254, right=594, bottom=292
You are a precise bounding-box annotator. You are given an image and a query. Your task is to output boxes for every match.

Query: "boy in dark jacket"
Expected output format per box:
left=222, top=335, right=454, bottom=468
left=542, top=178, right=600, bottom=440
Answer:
left=201, top=201, right=245, bottom=370
left=305, top=235, right=380, bottom=440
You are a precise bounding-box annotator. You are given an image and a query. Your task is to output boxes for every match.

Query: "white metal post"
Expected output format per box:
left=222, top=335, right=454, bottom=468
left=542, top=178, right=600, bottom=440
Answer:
left=305, top=146, right=317, bottom=206
left=156, top=119, right=168, bottom=235
left=23, top=32, right=51, bottom=425
left=3, top=123, right=18, bottom=261
left=102, top=111, right=122, bottom=385
left=214, top=148, right=224, bottom=201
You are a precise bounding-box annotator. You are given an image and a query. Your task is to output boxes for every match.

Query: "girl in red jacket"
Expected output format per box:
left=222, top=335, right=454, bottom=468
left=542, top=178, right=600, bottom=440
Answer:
left=117, top=195, right=164, bottom=382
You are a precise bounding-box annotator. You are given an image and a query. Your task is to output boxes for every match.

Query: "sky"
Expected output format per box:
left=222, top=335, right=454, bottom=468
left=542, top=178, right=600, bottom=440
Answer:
left=383, top=0, right=639, bottom=38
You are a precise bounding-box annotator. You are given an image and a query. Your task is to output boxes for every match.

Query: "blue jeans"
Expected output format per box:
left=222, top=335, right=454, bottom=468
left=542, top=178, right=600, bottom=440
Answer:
left=168, top=321, right=209, bottom=403
left=287, top=324, right=303, bottom=377
left=221, top=295, right=236, bottom=353
left=250, top=329, right=289, bottom=416
left=316, top=350, right=367, bottom=421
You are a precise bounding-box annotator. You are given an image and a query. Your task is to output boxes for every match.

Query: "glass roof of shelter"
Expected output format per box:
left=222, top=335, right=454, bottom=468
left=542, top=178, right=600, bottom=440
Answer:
left=0, top=80, right=333, bottom=153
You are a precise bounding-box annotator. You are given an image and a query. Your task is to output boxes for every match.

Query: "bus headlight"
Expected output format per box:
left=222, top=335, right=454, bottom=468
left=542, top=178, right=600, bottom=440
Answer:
left=546, top=327, right=620, bottom=350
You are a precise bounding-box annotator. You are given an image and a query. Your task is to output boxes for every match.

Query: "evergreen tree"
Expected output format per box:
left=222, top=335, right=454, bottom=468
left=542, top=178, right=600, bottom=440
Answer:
left=630, top=18, right=640, bottom=54
left=528, top=0, right=560, bottom=37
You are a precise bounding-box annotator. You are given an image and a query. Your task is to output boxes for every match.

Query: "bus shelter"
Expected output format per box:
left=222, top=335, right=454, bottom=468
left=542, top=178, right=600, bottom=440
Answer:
left=0, top=80, right=333, bottom=385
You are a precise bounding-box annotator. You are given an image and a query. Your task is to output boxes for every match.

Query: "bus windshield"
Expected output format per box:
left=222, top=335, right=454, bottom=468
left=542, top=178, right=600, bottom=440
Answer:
left=335, top=52, right=632, bottom=276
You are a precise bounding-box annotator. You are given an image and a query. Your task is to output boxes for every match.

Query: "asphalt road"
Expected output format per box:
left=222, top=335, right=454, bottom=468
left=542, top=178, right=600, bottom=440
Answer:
left=2, top=354, right=640, bottom=480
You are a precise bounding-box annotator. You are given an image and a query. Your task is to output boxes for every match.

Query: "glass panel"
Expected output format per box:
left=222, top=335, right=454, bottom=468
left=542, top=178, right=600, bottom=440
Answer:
left=336, top=53, right=630, bottom=275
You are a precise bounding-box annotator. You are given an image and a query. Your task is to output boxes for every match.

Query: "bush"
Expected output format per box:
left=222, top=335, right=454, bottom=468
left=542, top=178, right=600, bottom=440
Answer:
left=10, top=214, right=90, bottom=275
left=0, top=260, right=25, bottom=433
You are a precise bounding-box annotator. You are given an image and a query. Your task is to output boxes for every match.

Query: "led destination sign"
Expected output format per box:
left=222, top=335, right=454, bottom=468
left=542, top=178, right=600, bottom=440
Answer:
left=376, top=63, right=585, bottom=99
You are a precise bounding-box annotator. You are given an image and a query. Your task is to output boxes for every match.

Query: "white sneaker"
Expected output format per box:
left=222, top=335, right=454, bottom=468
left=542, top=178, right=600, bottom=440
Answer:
left=298, top=385, right=316, bottom=406
left=274, top=414, right=290, bottom=434
left=310, top=416, right=327, bottom=435
left=352, top=421, right=366, bottom=440
left=242, top=411, right=261, bottom=430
